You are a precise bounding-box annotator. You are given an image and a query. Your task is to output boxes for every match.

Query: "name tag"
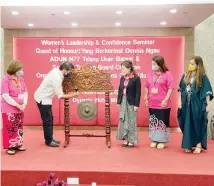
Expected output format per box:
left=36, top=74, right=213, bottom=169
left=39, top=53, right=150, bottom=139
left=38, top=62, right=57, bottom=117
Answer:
left=18, top=94, right=24, bottom=99
left=151, top=88, right=158, bottom=94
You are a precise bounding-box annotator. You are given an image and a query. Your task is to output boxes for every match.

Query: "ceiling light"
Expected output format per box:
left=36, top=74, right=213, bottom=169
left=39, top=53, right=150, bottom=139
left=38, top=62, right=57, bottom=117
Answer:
left=115, top=22, right=121, bottom=26
left=71, top=23, right=78, bottom=27
left=12, top=11, right=19, bottom=15
left=160, top=21, right=166, bottom=25
left=116, top=11, right=123, bottom=15
left=64, top=11, right=71, bottom=15
left=170, top=9, right=177, bottom=13
left=28, top=23, right=34, bottom=27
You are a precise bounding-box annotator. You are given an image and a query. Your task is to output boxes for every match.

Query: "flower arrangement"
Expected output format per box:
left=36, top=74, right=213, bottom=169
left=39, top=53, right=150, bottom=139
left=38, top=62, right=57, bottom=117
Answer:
left=37, top=173, right=68, bottom=186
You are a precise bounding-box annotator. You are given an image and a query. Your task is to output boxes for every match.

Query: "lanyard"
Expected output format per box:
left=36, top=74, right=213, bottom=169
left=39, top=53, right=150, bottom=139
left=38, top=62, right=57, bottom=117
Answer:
left=12, top=79, right=22, bottom=93
left=124, top=79, right=129, bottom=87
left=153, top=74, right=161, bottom=86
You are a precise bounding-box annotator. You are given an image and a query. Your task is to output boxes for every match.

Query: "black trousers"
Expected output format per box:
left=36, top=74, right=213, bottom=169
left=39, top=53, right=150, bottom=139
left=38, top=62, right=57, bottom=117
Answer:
left=36, top=101, right=53, bottom=144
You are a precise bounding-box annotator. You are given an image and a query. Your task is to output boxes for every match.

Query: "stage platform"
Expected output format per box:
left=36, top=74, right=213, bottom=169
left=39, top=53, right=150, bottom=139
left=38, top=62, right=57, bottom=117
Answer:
left=1, top=129, right=214, bottom=186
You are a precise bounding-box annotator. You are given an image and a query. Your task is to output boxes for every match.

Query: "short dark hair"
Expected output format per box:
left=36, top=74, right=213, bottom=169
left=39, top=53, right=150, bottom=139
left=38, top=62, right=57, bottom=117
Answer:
left=59, top=61, right=75, bottom=71
left=152, top=56, right=168, bottom=72
left=7, top=60, right=24, bottom=75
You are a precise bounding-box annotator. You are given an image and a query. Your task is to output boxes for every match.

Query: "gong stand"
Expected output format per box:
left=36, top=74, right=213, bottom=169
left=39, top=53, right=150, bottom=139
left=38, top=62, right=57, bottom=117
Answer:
left=62, top=64, right=114, bottom=148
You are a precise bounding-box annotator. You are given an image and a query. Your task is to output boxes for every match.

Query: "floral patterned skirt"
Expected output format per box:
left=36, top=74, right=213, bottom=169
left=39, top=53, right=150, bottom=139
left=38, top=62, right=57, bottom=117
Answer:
left=116, top=96, right=138, bottom=144
left=2, top=113, right=24, bottom=149
left=149, top=108, right=170, bottom=143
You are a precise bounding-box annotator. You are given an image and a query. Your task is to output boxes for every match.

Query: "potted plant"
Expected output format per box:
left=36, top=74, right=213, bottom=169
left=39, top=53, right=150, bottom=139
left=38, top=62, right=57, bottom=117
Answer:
left=37, top=173, right=68, bottom=186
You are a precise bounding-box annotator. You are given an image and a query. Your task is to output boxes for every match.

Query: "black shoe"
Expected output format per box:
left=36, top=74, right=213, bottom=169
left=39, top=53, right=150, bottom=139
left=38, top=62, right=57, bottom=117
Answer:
left=53, top=139, right=61, bottom=144
left=122, top=142, right=129, bottom=147
left=46, top=141, right=59, bottom=147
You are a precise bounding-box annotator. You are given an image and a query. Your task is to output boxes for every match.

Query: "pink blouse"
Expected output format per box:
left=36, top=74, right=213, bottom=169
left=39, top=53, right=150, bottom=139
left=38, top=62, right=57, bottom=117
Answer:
left=1, top=75, right=27, bottom=113
left=123, top=73, right=134, bottom=95
left=145, top=71, right=174, bottom=109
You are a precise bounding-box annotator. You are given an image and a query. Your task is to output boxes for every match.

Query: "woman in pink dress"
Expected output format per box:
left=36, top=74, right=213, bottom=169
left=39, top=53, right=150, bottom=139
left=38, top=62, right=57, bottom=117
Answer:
left=1, top=60, right=28, bottom=155
left=144, top=56, right=174, bottom=149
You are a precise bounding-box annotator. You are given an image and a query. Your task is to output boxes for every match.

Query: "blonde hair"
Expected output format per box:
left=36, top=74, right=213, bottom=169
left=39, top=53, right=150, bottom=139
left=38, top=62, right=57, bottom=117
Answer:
left=7, top=60, right=24, bottom=75
left=184, top=56, right=205, bottom=88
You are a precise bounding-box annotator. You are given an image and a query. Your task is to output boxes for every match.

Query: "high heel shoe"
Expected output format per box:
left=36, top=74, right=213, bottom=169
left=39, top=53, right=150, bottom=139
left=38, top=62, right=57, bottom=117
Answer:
left=122, top=142, right=128, bottom=147
left=184, top=149, right=191, bottom=153
left=128, top=143, right=134, bottom=148
left=157, top=143, right=165, bottom=149
left=150, top=142, right=158, bottom=148
left=193, top=147, right=203, bottom=154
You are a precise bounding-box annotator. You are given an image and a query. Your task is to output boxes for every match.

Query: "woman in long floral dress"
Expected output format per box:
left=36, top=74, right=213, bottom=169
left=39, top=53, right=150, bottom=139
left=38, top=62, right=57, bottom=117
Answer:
left=116, top=60, right=141, bottom=148
left=1, top=60, right=28, bottom=155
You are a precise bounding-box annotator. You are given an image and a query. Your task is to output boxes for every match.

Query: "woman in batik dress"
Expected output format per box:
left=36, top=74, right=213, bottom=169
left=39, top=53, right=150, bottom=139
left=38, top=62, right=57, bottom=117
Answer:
left=1, top=60, right=28, bottom=155
left=116, top=60, right=141, bottom=148
left=144, top=56, right=174, bottom=149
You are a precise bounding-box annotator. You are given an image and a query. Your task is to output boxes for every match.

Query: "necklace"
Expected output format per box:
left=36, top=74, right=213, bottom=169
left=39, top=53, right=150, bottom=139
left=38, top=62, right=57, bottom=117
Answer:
left=153, top=73, right=161, bottom=86
left=12, top=78, right=21, bottom=93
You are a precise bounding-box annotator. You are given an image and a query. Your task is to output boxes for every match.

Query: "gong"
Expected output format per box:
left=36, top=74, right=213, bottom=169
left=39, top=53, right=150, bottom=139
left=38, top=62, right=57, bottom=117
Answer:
left=77, top=101, right=97, bottom=120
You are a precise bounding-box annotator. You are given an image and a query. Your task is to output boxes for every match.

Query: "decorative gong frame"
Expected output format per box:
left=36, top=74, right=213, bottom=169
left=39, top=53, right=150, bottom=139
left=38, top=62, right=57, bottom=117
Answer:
left=62, top=64, right=114, bottom=148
